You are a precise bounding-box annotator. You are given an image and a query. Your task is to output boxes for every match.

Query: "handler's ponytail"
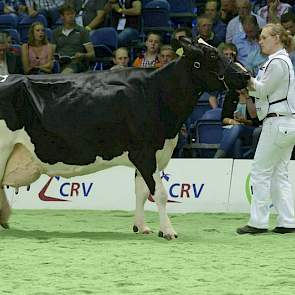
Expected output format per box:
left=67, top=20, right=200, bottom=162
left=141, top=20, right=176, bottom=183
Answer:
left=265, top=23, right=295, bottom=53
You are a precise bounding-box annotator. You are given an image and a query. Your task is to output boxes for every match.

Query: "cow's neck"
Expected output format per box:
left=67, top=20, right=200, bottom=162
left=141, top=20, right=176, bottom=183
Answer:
left=150, top=58, right=202, bottom=138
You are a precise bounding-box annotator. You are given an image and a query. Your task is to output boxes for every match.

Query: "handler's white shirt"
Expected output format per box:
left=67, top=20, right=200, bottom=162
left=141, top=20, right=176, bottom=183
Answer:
left=249, top=48, right=295, bottom=118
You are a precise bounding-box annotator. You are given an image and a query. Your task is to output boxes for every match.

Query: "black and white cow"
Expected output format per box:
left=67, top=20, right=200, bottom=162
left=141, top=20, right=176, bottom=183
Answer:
left=0, top=38, right=249, bottom=239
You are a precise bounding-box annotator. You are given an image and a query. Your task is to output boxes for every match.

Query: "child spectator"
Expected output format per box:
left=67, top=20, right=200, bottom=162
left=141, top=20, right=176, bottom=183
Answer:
left=132, top=32, right=161, bottom=68
left=21, top=22, right=54, bottom=74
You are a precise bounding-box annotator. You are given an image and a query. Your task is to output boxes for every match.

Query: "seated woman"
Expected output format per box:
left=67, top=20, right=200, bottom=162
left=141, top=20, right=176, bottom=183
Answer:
left=21, top=22, right=54, bottom=74
left=214, top=89, right=259, bottom=158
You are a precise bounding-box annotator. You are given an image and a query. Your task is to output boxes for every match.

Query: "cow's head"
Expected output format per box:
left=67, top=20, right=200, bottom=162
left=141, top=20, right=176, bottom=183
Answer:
left=171, top=37, right=250, bottom=91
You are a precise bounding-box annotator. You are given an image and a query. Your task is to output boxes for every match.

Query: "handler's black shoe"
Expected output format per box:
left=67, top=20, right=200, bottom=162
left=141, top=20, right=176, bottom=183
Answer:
left=272, top=227, right=295, bottom=234
left=236, top=225, right=268, bottom=235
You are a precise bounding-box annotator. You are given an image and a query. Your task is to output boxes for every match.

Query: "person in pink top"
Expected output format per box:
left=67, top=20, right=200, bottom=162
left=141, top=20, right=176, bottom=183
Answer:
left=21, top=22, right=54, bottom=74
left=257, top=0, right=292, bottom=23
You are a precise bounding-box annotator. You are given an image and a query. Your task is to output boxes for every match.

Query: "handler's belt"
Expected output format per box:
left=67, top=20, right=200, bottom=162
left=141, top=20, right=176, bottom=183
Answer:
left=266, top=112, right=295, bottom=118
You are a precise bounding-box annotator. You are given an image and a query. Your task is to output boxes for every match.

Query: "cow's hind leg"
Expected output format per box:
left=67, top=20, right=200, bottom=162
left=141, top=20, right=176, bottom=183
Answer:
left=0, top=188, right=10, bottom=230
left=0, top=145, right=14, bottom=230
left=133, top=170, right=153, bottom=234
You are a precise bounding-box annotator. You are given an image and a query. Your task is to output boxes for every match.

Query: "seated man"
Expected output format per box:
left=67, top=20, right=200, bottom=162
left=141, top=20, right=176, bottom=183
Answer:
left=52, top=4, right=95, bottom=74
left=194, top=14, right=223, bottom=47
left=0, top=32, right=22, bottom=75
left=110, top=47, right=130, bottom=70
left=159, top=44, right=177, bottom=67
left=105, top=0, right=141, bottom=46
left=68, top=0, right=108, bottom=31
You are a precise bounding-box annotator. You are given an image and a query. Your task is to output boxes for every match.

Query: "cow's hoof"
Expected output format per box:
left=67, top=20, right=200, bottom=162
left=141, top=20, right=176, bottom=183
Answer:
left=142, top=229, right=153, bottom=234
left=158, top=230, right=178, bottom=240
left=0, top=223, right=9, bottom=229
left=133, top=225, right=153, bottom=234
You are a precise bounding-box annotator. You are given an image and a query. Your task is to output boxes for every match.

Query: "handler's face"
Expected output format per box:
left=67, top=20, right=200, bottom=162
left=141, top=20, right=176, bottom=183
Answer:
left=259, top=27, right=279, bottom=55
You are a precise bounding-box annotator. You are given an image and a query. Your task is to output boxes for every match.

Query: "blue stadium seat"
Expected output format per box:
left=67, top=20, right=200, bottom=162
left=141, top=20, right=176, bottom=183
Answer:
left=0, top=13, right=19, bottom=29
left=186, top=103, right=211, bottom=129
left=167, top=0, right=197, bottom=27
left=90, top=27, right=118, bottom=70
left=142, top=0, right=173, bottom=41
left=201, top=107, right=222, bottom=120
left=0, top=2, right=4, bottom=14
left=45, top=27, right=52, bottom=42
left=18, top=14, right=48, bottom=43
left=193, top=119, right=223, bottom=157
left=145, top=0, right=170, bottom=10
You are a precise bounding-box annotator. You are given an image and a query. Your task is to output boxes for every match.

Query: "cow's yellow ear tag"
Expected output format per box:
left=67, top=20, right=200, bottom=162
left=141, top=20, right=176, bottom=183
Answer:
left=176, top=47, right=184, bottom=56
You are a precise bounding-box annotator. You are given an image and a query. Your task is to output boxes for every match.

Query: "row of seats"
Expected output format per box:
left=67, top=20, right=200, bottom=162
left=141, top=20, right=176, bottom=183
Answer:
left=0, top=13, right=53, bottom=43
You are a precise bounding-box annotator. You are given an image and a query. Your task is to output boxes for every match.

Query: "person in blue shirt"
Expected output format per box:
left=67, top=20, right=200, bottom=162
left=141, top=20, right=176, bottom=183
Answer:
left=232, top=15, right=267, bottom=74
left=204, top=0, right=227, bottom=42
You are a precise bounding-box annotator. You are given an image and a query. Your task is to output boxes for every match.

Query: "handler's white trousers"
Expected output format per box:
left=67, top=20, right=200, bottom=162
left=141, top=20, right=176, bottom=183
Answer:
left=248, top=116, right=295, bottom=229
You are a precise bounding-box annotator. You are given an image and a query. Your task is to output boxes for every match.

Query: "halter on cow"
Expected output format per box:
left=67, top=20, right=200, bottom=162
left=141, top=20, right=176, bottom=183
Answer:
left=0, top=38, right=249, bottom=239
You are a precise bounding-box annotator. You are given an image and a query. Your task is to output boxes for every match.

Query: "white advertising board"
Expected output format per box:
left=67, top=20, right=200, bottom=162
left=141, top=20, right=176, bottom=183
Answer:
left=6, top=159, right=233, bottom=213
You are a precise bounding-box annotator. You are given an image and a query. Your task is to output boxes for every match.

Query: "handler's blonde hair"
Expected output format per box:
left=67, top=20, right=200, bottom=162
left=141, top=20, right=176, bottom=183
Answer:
left=264, top=23, right=295, bottom=53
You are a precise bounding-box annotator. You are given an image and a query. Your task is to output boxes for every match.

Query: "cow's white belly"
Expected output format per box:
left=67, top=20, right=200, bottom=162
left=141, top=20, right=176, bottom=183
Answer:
left=0, top=121, right=178, bottom=188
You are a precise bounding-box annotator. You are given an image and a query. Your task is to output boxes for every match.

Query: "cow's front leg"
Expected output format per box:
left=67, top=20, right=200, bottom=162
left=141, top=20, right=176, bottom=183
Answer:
left=133, top=170, right=153, bottom=234
left=0, top=188, right=11, bottom=230
left=153, top=172, right=177, bottom=240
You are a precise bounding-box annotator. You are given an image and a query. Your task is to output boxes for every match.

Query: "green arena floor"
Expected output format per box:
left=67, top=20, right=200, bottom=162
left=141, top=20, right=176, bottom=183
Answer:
left=1, top=210, right=294, bottom=295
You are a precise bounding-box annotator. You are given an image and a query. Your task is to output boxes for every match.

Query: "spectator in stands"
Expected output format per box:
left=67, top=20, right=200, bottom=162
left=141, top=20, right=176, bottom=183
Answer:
left=281, top=11, right=295, bottom=38
left=2, top=31, right=20, bottom=55
left=133, top=32, right=161, bottom=68
left=67, top=0, right=107, bottom=31
left=220, top=0, right=237, bottom=24
left=205, top=0, right=226, bottom=42
left=171, top=27, right=192, bottom=56
left=226, top=0, right=266, bottom=43
left=0, top=0, right=18, bottom=14
left=172, top=27, right=192, bottom=40
left=110, top=46, right=129, bottom=70
left=21, top=0, right=64, bottom=27
left=158, top=44, right=176, bottom=67
left=105, top=0, right=141, bottom=46
left=232, top=15, right=266, bottom=74
left=194, top=14, right=223, bottom=47
left=52, top=4, right=95, bottom=74
left=214, top=88, right=259, bottom=158
left=0, top=32, right=22, bottom=74
left=281, top=11, right=295, bottom=67
left=257, top=0, right=291, bottom=23
left=208, top=42, right=238, bottom=109
left=21, top=22, right=53, bottom=74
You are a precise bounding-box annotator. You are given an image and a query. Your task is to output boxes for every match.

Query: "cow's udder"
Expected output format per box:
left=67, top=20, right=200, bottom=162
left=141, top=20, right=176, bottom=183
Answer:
left=2, top=144, right=43, bottom=188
